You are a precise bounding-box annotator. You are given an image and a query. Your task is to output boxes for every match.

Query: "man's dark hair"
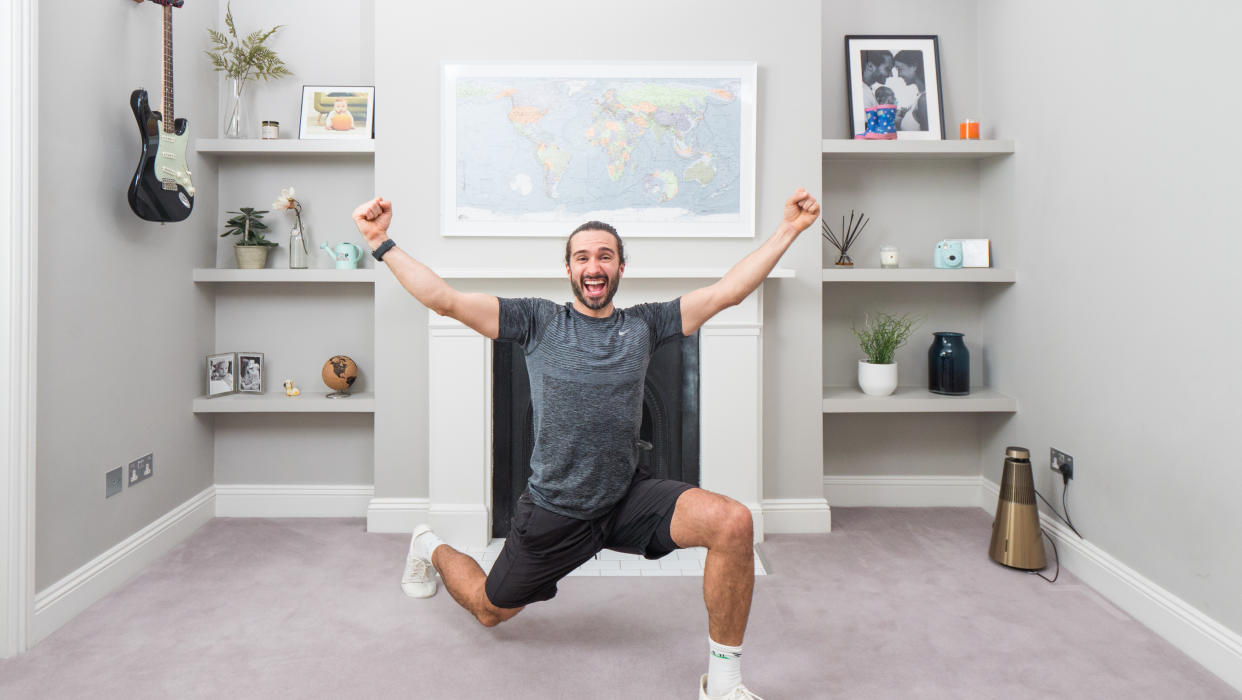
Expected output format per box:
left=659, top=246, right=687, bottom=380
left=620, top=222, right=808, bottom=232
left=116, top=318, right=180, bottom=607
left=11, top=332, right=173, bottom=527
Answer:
left=565, top=221, right=625, bottom=265
left=863, top=50, right=893, bottom=69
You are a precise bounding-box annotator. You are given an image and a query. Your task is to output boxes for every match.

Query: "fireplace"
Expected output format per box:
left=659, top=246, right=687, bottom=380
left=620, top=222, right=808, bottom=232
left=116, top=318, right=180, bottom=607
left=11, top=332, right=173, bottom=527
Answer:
left=491, top=334, right=700, bottom=536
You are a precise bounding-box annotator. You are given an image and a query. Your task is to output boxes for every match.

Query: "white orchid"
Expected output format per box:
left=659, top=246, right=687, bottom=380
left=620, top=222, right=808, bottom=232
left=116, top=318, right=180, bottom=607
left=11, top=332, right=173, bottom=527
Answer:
left=272, top=187, right=303, bottom=228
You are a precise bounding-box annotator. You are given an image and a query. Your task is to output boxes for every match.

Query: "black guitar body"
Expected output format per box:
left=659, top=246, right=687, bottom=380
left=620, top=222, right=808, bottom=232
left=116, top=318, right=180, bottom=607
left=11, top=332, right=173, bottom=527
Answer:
left=128, top=88, right=194, bottom=222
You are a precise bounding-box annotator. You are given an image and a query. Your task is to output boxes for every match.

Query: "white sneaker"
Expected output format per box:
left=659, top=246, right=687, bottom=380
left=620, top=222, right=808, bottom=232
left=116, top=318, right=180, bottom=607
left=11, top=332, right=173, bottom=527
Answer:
left=401, top=525, right=438, bottom=598
left=699, top=674, right=765, bottom=700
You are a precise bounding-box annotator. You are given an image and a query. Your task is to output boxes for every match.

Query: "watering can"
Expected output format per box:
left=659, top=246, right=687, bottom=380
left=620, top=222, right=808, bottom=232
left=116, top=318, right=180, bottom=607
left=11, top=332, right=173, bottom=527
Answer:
left=321, top=241, right=362, bottom=269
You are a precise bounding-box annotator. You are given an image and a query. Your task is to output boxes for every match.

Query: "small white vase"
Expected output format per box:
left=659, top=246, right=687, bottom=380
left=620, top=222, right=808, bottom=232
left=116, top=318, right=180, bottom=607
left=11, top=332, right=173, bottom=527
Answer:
left=858, top=360, right=898, bottom=396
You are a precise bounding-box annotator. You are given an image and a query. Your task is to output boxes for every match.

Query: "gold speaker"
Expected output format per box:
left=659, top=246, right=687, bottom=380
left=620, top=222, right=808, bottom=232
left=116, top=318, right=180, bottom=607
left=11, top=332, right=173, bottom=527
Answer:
left=988, top=446, right=1046, bottom=570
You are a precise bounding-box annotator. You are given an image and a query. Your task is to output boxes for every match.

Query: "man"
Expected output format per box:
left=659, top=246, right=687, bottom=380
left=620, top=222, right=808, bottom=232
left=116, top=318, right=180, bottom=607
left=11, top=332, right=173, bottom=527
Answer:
left=353, top=188, right=820, bottom=700
left=860, top=49, right=894, bottom=108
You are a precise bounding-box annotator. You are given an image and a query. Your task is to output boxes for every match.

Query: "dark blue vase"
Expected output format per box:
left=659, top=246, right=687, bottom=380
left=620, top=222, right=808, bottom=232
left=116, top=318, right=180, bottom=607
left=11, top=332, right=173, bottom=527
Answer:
left=928, top=332, right=970, bottom=395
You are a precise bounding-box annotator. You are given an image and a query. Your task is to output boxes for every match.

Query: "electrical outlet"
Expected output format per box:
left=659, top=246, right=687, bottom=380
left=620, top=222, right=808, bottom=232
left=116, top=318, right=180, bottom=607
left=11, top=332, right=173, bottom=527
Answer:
left=1050, top=447, right=1074, bottom=480
left=128, top=453, right=154, bottom=486
left=106, top=467, right=123, bottom=498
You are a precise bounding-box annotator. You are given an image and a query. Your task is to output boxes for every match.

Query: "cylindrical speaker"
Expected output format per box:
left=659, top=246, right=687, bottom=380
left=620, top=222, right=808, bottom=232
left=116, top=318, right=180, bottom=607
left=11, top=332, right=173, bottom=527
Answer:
left=988, top=446, right=1046, bottom=570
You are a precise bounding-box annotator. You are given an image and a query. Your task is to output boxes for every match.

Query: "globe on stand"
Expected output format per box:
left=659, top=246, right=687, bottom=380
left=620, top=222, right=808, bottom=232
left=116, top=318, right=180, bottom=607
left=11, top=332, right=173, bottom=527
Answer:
left=322, top=355, right=358, bottom=398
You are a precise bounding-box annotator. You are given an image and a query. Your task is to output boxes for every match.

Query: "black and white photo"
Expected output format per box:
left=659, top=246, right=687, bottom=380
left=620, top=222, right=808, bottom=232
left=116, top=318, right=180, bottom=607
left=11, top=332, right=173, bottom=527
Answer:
left=845, top=35, right=945, bottom=140
left=238, top=352, right=264, bottom=393
left=207, top=352, right=237, bottom=398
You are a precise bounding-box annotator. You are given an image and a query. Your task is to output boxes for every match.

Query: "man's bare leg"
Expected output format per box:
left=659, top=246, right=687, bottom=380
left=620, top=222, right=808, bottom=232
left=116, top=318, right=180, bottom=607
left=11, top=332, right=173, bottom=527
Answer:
left=668, top=488, right=755, bottom=645
left=430, top=545, right=524, bottom=627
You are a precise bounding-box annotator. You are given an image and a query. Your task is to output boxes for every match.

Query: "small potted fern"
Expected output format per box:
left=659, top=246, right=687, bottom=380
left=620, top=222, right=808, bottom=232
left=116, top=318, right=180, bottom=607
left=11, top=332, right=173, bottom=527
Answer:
left=853, top=312, right=921, bottom=396
left=222, top=207, right=277, bottom=269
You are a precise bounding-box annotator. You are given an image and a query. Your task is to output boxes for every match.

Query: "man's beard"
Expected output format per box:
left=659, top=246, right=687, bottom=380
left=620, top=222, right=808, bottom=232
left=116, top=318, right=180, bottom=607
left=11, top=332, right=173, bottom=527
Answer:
left=571, top=272, right=619, bottom=310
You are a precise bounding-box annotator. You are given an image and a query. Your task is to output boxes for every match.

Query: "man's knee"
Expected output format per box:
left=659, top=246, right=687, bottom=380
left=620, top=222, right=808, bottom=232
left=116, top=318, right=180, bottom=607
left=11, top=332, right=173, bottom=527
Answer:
left=474, top=589, right=523, bottom=627
left=719, top=501, right=753, bottom=547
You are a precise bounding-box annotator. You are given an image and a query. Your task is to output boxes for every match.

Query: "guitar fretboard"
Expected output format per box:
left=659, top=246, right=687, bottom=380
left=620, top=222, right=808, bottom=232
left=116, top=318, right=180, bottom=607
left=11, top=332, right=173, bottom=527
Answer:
left=161, top=4, right=174, bottom=132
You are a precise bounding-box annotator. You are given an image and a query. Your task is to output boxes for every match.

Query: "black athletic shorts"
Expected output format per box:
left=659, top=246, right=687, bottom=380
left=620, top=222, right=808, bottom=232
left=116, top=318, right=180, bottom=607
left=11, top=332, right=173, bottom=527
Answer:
left=484, top=470, right=695, bottom=609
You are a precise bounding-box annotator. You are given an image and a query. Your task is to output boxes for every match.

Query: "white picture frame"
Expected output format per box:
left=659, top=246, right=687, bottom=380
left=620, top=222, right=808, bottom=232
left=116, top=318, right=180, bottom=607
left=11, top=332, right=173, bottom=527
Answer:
left=206, top=352, right=237, bottom=398
left=237, top=352, right=264, bottom=394
left=959, top=239, right=991, bottom=267
left=299, top=85, right=374, bottom=140
left=442, top=61, right=757, bottom=238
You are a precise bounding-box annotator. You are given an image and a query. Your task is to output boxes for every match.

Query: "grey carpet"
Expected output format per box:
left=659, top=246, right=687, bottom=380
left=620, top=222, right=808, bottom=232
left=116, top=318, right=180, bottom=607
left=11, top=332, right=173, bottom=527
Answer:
left=1, top=508, right=1236, bottom=699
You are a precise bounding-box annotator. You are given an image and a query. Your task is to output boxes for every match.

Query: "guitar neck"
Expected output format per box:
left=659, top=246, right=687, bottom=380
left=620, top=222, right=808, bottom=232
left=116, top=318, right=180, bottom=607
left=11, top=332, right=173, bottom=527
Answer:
left=161, top=3, right=174, bottom=131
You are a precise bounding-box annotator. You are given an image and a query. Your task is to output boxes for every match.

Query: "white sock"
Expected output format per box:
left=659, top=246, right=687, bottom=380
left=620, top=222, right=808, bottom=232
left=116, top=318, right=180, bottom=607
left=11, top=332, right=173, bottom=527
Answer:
left=706, top=637, right=743, bottom=697
left=411, top=528, right=445, bottom=567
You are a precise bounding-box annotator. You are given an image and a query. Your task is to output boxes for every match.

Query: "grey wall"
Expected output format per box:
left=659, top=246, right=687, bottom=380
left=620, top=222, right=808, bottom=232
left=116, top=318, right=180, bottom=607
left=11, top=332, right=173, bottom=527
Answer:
left=372, top=0, right=824, bottom=502
left=35, top=0, right=220, bottom=588
left=977, top=1, right=1242, bottom=635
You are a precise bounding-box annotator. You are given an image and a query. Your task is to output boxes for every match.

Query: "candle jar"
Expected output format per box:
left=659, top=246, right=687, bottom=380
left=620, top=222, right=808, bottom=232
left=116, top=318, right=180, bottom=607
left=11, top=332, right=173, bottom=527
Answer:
left=261, top=120, right=280, bottom=139
left=880, top=245, right=899, bottom=269
left=959, top=118, right=980, bottom=140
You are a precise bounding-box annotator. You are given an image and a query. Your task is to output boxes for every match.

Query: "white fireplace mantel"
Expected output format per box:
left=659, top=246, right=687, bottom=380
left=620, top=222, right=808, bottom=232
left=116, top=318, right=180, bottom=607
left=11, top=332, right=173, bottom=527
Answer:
left=376, top=272, right=785, bottom=548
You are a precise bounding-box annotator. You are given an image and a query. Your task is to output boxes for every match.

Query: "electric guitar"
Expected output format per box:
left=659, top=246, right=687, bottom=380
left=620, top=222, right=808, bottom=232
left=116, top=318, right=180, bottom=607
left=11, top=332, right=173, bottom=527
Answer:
left=128, top=0, right=195, bottom=222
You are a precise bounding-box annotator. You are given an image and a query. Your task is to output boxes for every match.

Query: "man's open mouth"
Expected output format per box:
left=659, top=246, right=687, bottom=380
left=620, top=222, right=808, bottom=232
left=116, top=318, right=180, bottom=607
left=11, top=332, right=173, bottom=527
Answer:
left=582, top=276, right=608, bottom=297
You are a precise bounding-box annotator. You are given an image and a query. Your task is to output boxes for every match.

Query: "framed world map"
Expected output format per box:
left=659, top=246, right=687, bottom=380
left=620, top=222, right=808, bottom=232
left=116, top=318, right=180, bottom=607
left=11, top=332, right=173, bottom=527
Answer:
left=441, top=62, right=756, bottom=238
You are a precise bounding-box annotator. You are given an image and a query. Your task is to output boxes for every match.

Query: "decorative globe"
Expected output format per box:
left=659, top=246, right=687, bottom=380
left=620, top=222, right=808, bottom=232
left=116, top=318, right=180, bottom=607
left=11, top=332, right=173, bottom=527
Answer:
left=321, top=355, right=358, bottom=393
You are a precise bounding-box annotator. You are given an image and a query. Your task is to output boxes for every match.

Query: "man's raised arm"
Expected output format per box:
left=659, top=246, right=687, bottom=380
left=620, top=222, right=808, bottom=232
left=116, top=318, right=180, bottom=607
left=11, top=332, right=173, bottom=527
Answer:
left=353, top=197, right=501, bottom=339
left=679, top=188, right=820, bottom=335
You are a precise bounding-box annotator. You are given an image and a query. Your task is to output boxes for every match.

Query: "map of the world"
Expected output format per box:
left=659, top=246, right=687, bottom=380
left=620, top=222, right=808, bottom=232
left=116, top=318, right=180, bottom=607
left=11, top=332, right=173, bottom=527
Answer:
left=443, top=64, right=755, bottom=237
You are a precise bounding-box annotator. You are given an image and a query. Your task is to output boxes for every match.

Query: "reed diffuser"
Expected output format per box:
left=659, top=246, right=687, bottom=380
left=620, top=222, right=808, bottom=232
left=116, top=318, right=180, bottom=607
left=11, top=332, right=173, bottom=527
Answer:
left=822, top=211, right=869, bottom=267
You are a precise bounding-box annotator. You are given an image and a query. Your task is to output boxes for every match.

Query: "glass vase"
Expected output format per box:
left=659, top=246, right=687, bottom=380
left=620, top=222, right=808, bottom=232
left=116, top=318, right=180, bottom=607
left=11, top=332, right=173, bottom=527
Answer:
left=224, top=77, right=246, bottom=138
left=928, top=332, right=970, bottom=395
left=288, top=223, right=308, bottom=269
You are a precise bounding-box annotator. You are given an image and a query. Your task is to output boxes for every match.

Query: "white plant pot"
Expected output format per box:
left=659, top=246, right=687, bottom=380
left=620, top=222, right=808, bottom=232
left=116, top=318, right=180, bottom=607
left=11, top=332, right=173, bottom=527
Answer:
left=858, top=360, right=898, bottom=396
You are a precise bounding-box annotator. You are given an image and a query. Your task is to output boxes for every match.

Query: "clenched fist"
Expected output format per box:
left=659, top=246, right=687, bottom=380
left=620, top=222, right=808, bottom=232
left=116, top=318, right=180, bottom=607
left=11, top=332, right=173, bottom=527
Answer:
left=781, top=188, right=821, bottom=236
left=352, top=197, right=393, bottom=250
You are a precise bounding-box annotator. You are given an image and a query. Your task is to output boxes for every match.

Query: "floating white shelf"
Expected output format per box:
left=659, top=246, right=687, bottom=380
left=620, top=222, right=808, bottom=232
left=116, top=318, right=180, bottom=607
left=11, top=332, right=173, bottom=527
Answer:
left=822, top=386, right=1017, bottom=413
left=821, top=268, right=1015, bottom=283
left=193, top=391, right=375, bottom=414
left=821, top=139, right=1015, bottom=159
left=434, top=267, right=796, bottom=280
left=192, top=268, right=376, bottom=283
left=194, top=138, right=375, bottom=155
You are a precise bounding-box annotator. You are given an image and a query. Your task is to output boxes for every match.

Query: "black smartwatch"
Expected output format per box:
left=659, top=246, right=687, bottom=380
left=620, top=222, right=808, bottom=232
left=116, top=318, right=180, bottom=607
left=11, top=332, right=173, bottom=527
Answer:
left=372, top=239, right=397, bottom=261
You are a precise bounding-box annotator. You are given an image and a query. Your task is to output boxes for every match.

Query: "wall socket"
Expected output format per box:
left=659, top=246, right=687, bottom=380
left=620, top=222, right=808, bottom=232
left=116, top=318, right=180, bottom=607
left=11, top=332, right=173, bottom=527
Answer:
left=128, top=453, right=154, bottom=486
left=1050, top=447, right=1074, bottom=480
left=106, top=467, right=123, bottom=498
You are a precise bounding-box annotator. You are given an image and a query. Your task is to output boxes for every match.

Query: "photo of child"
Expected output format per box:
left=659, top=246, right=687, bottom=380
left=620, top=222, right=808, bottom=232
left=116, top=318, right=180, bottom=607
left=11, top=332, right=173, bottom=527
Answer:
left=300, top=86, right=374, bottom=139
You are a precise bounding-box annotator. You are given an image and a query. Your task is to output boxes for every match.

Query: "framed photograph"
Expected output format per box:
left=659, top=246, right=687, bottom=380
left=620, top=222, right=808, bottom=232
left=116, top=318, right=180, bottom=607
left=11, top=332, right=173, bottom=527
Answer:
left=237, top=352, right=264, bottom=393
left=442, top=61, right=756, bottom=238
left=845, top=35, right=945, bottom=140
left=299, top=86, right=374, bottom=139
left=206, top=352, right=237, bottom=398
left=959, top=239, right=992, bottom=267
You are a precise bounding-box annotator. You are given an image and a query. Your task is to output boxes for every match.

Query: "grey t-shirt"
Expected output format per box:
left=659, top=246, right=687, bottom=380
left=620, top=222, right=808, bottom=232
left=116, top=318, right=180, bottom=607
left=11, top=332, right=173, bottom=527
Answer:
left=496, top=297, right=683, bottom=519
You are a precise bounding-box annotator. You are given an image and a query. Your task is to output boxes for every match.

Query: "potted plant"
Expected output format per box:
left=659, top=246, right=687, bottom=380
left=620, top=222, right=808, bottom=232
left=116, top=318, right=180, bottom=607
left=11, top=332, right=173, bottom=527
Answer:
left=222, top=207, right=278, bottom=269
left=853, top=312, right=921, bottom=396
left=204, top=2, right=292, bottom=138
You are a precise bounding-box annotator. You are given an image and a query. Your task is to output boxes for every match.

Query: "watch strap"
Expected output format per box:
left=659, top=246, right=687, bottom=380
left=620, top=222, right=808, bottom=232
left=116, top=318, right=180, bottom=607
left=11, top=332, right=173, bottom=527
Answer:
left=372, top=239, right=397, bottom=261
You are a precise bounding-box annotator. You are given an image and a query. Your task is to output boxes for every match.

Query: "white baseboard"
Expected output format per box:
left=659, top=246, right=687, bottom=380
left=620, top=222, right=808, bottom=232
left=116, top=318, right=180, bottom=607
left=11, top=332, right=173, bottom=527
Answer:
left=979, top=478, right=1242, bottom=694
left=824, top=475, right=984, bottom=507
left=761, top=498, right=832, bottom=534
left=214, top=484, right=374, bottom=518
left=429, top=503, right=491, bottom=550
left=366, top=497, right=430, bottom=533
left=32, top=486, right=215, bottom=644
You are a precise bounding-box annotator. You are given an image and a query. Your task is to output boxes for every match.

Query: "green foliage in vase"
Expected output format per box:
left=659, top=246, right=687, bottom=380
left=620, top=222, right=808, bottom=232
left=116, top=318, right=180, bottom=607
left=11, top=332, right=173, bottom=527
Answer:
left=853, top=312, right=921, bottom=365
left=204, top=3, right=292, bottom=83
left=221, top=208, right=277, bottom=247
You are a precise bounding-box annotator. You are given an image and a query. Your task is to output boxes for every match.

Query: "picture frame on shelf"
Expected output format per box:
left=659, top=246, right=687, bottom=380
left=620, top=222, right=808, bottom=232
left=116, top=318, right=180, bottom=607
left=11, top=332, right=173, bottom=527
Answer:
left=206, top=352, right=237, bottom=397
left=299, top=85, right=375, bottom=140
left=845, top=35, right=945, bottom=141
left=959, top=239, right=992, bottom=267
left=238, top=352, right=264, bottom=393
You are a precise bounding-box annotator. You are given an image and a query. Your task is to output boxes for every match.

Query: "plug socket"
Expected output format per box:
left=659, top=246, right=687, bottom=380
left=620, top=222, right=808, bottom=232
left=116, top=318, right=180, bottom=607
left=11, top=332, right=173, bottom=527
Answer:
left=1050, top=447, right=1074, bottom=480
